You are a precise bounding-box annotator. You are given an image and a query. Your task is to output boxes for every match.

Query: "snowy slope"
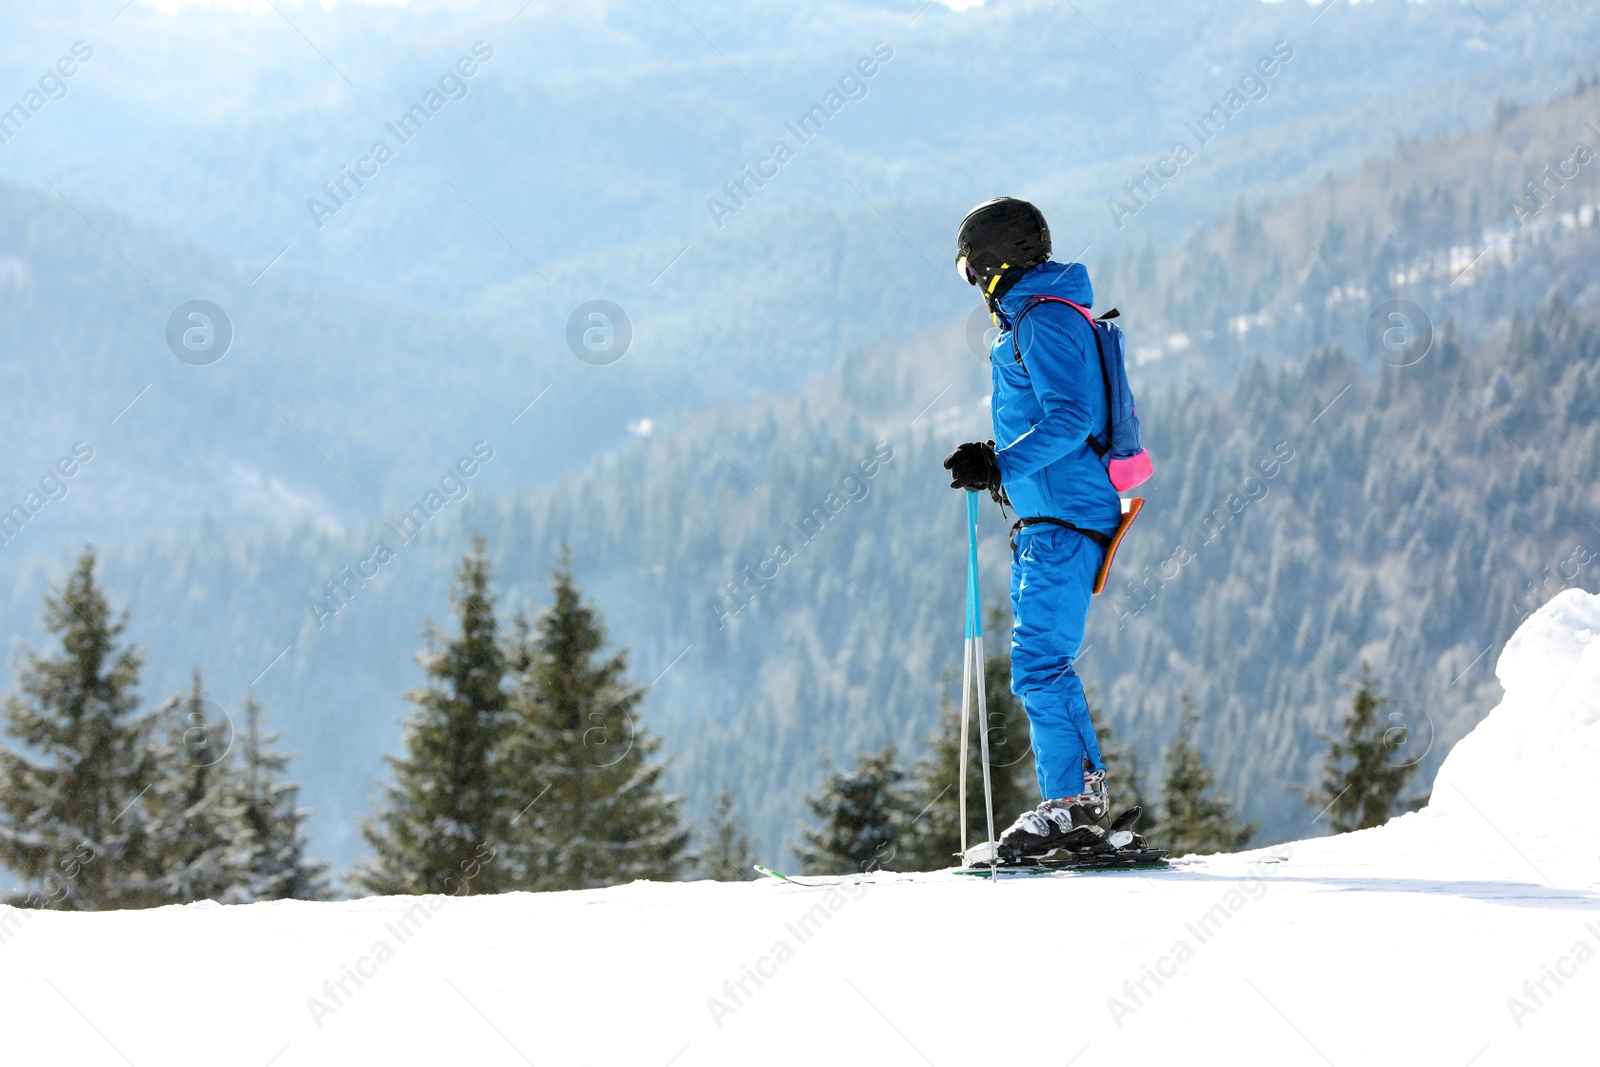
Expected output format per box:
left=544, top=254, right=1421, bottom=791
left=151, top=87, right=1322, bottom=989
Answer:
left=4, top=592, right=1599, bottom=1066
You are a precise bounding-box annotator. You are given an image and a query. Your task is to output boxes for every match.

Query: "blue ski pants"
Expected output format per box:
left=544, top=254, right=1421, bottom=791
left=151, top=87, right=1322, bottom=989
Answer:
left=1009, top=524, right=1106, bottom=800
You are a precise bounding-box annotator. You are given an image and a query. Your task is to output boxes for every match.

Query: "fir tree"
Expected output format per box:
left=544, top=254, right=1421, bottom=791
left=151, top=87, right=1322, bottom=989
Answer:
left=356, top=539, right=512, bottom=896
left=795, top=744, right=907, bottom=874
left=147, top=671, right=252, bottom=904
left=697, top=788, right=755, bottom=881
left=900, top=617, right=1035, bottom=870
left=0, top=549, right=165, bottom=910
left=1159, top=699, right=1254, bottom=857
left=1300, top=666, right=1419, bottom=833
left=498, top=556, right=688, bottom=891
left=236, top=692, right=329, bottom=900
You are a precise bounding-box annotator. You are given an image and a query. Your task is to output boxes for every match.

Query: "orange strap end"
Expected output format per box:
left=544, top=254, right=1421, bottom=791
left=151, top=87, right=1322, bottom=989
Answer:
left=1092, top=497, right=1144, bottom=595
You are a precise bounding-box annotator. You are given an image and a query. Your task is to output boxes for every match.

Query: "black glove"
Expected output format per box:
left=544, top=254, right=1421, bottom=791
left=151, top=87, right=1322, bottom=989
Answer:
left=943, top=440, right=1002, bottom=495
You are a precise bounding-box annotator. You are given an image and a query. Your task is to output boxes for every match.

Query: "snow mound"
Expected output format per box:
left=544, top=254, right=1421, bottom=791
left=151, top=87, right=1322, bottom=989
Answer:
left=1432, top=587, right=1600, bottom=826
left=1287, top=587, right=1600, bottom=885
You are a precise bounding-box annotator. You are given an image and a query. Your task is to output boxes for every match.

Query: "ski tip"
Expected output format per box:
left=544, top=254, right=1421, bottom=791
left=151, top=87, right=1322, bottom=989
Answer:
left=753, top=864, right=786, bottom=881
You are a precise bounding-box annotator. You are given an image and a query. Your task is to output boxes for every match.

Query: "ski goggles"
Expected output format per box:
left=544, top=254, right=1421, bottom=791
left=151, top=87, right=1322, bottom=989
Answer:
left=956, top=253, right=978, bottom=286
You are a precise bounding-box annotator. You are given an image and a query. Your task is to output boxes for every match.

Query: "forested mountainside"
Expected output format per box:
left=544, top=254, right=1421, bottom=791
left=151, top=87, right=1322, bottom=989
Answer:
left=1094, top=79, right=1600, bottom=386
left=6, top=78, right=1600, bottom=873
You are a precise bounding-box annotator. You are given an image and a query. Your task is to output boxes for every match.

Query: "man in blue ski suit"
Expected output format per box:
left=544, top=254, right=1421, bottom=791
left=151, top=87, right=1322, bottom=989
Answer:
left=944, top=197, right=1121, bottom=857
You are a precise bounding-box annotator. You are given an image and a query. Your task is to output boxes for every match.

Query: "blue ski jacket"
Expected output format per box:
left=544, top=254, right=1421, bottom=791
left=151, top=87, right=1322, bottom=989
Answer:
left=989, top=261, right=1123, bottom=537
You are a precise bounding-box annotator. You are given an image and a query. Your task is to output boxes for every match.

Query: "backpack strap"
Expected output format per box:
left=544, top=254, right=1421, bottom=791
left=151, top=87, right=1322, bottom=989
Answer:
left=1009, top=295, right=1114, bottom=458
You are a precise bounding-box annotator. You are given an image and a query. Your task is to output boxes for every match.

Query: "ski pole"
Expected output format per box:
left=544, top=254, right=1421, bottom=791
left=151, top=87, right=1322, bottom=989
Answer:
left=959, top=526, right=973, bottom=856
left=963, top=491, right=999, bottom=864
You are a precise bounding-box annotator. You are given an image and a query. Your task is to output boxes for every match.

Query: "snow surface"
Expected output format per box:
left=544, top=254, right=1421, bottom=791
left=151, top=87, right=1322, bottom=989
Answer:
left=4, top=591, right=1600, bottom=1066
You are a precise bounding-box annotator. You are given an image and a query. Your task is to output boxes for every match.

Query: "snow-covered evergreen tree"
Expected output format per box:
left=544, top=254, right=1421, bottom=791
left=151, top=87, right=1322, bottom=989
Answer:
left=0, top=550, right=165, bottom=910
left=146, top=671, right=252, bottom=904
left=236, top=692, right=329, bottom=900
left=696, top=788, right=755, bottom=881
left=356, top=539, right=513, bottom=896
left=1301, top=666, right=1420, bottom=833
left=498, top=558, right=688, bottom=890
left=1159, top=699, right=1254, bottom=858
left=796, top=744, right=908, bottom=874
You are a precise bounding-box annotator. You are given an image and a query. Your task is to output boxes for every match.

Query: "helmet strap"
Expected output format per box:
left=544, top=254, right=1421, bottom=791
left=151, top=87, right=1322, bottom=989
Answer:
left=982, top=264, right=1009, bottom=317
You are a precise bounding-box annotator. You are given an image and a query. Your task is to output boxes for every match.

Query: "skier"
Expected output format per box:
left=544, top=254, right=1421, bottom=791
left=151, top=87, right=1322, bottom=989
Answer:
left=943, top=197, right=1127, bottom=859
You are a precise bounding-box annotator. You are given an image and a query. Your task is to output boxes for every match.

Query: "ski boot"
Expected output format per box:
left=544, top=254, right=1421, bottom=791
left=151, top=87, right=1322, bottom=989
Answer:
left=996, top=770, right=1113, bottom=861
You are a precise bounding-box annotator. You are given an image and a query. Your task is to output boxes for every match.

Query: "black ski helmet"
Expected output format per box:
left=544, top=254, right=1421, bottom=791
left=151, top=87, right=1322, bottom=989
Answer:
left=955, top=197, right=1051, bottom=299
